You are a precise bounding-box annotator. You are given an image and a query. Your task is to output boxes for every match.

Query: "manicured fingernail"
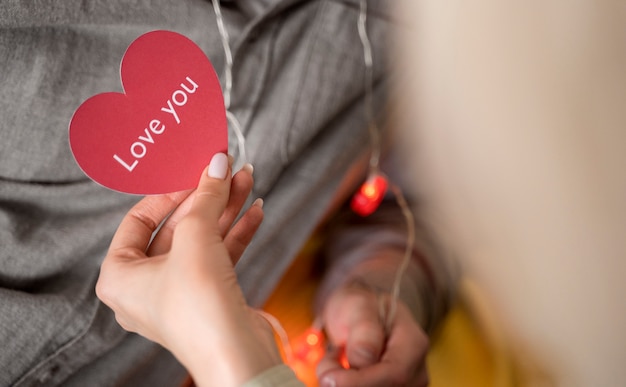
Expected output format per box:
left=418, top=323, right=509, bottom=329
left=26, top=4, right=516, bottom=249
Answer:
left=242, top=163, right=254, bottom=175
left=208, top=153, right=228, bottom=179
left=252, top=198, right=264, bottom=209
left=320, top=376, right=336, bottom=387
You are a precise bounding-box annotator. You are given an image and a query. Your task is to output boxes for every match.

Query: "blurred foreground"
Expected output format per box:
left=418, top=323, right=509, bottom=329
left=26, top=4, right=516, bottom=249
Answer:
left=394, top=1, right=626, bottom=386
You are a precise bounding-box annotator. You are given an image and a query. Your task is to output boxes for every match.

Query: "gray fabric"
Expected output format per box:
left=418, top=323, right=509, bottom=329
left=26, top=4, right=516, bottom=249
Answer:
left=0, top=0, right=451, bottom=385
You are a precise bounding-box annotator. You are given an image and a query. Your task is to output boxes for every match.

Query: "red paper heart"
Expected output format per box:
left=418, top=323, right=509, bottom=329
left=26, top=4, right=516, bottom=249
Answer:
left=69, top=30, right=227, bottom=195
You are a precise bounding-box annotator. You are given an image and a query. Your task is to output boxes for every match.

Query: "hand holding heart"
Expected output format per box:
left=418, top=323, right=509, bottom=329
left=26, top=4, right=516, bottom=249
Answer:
left=75, top=31, right=283, bottom=385
left=96, top=154, right=283, bottom=387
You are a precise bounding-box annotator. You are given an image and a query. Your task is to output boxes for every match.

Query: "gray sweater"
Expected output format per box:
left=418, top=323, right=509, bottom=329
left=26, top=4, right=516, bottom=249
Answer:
left=0, top=1, right=452, bottom=385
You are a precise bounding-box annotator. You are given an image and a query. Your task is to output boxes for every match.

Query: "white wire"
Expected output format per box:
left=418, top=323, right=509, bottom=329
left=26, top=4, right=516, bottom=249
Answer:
left=227, top=110, right=248, bottom=164
left=358, top=0, right=416, bottom=334
left=255, top=309, right=294, bottom=363
left=385, top=179, right=416, bottom=332
left=213, top=0, right=248, bottom=164
left=212, top=0, right=417, bottom=356
left=212, top=0, right=233, bottom=110
left=357, top=0, right=381, bottom=171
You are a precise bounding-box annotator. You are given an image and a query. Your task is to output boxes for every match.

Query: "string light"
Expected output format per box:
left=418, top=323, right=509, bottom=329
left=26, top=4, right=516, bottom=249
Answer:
left=349, top=0, right=389, bottom=218
left=212, top=0, right=248, bottom=165
left=352, top=0, right=415, bottom=338
left=351, top=173, right=388, bottom=216
left=289, top=325, right=325, bottom=384
left=293, top=327, right=325, bottom=363
left=212, top=0, right=417, bottom=379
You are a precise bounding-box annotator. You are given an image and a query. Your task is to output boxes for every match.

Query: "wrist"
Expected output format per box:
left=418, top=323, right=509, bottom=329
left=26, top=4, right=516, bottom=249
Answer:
left=177, top=308, right=283, bottom=387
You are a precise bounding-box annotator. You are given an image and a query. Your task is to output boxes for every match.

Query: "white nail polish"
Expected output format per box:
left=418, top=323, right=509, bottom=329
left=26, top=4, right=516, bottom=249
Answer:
left=208, top=153, right=228, bottom=179
left=252, top=198, right=264, bottom=209
left=242, top=163, right=254, bottom=175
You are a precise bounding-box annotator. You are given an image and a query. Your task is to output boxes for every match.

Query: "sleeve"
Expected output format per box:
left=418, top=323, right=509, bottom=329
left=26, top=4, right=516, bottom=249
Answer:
left=240, top=364, right=305, bottom=387
left=314, top=146, right=458, bottom=335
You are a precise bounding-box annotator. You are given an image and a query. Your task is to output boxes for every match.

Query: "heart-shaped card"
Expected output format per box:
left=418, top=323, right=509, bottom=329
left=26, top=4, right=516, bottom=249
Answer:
left=69, top=30, right=227, bottom=194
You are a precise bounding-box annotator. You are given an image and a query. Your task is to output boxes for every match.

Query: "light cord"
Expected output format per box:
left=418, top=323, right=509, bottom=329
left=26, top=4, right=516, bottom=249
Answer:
left=212, top=0, right=417, bottom=362
left=212, top=0, right=248, bottom=164
left=212, top=0, right=233, bottom=109
left=357, top=0, right=416, bottom=334
left=357, top=0, right=381, bottom=172
left=255, top=309, right=294, bottom=363
left=227, top=110, right=248, bottom=165
left=385, top=180, right=416, bottom=331
left=212, top=0, right=288, bottom=360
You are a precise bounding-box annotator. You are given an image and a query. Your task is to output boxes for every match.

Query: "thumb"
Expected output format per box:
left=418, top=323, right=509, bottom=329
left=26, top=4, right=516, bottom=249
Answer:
left=172, top=153, right=233, bottom=250
left=324, top=288, right=387, bottom=369
left=344, top=306, right=386, bottom=369
left=188, top=152, right=232, bottom=225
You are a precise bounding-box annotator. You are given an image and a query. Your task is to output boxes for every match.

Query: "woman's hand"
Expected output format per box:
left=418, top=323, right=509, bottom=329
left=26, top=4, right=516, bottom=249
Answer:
left=96, top=153, right=283, bottom=387
left=317, top=283, right=430, bottom=387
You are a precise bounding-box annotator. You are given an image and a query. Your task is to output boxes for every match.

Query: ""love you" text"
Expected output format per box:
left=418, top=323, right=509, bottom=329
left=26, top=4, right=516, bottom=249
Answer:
left=113, top=77, right=199, bottom=172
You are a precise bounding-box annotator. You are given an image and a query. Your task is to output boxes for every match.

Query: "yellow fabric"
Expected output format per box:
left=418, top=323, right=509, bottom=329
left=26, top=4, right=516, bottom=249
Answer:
left=428, top=279, right=555, bottom=387
left=429, top=299, right=511, bottom=387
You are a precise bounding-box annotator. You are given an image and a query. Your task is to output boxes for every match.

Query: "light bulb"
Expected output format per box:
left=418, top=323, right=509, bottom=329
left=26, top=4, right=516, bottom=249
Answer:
left=350, top=173, right=388, bottom=216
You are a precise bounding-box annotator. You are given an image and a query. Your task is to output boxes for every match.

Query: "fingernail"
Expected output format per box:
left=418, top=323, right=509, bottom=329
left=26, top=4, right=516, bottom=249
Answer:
left=242, top=163, right=254, bottom=175
left=252, top=198, right=264, bottom=209
left=320, top=376, right=336, bottom=387
left=208, top=153, right=228, bottom=179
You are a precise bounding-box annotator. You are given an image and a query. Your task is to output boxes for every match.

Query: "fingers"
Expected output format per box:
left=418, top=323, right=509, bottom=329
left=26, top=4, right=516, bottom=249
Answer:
left=218, top=163, right=254, bottom=237
left=345, top=312, right=386, bottom=368
left=176, top=153, right=233, bottom=242
left=147, top=158, right=255, bottom=256
left=180, top=153, right=267, bottom=259
left=318, top=360, right=423, bottom=387
left=317, top=346, right=402, bottom=387
left=224, top=198, right=264, bottom=264
left=108, top=190, right=191, bottom=255
left=145, top=190, right=196, bottom=256
left=108, top=153, right=233, bottom=257
left=318, top=344, right=428, bottom=387
left=318, top=299, right=430, bottom=387
left=97, top=192, right=191, bottom=336
left=375, top=301, right=429, bottom=380
left=323, top=286, right=386, bottom=369
left=316, top=345, right=346, bottom=383
left=139, top=153, right=262, bottom=263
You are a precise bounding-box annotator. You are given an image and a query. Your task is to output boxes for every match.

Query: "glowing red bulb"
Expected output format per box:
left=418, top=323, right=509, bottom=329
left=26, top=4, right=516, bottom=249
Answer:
left=306, top=332, right=320, bottom=346
left=351, top=174, right=388, bottom=216
left=293, top=328, right=324, bottom=361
